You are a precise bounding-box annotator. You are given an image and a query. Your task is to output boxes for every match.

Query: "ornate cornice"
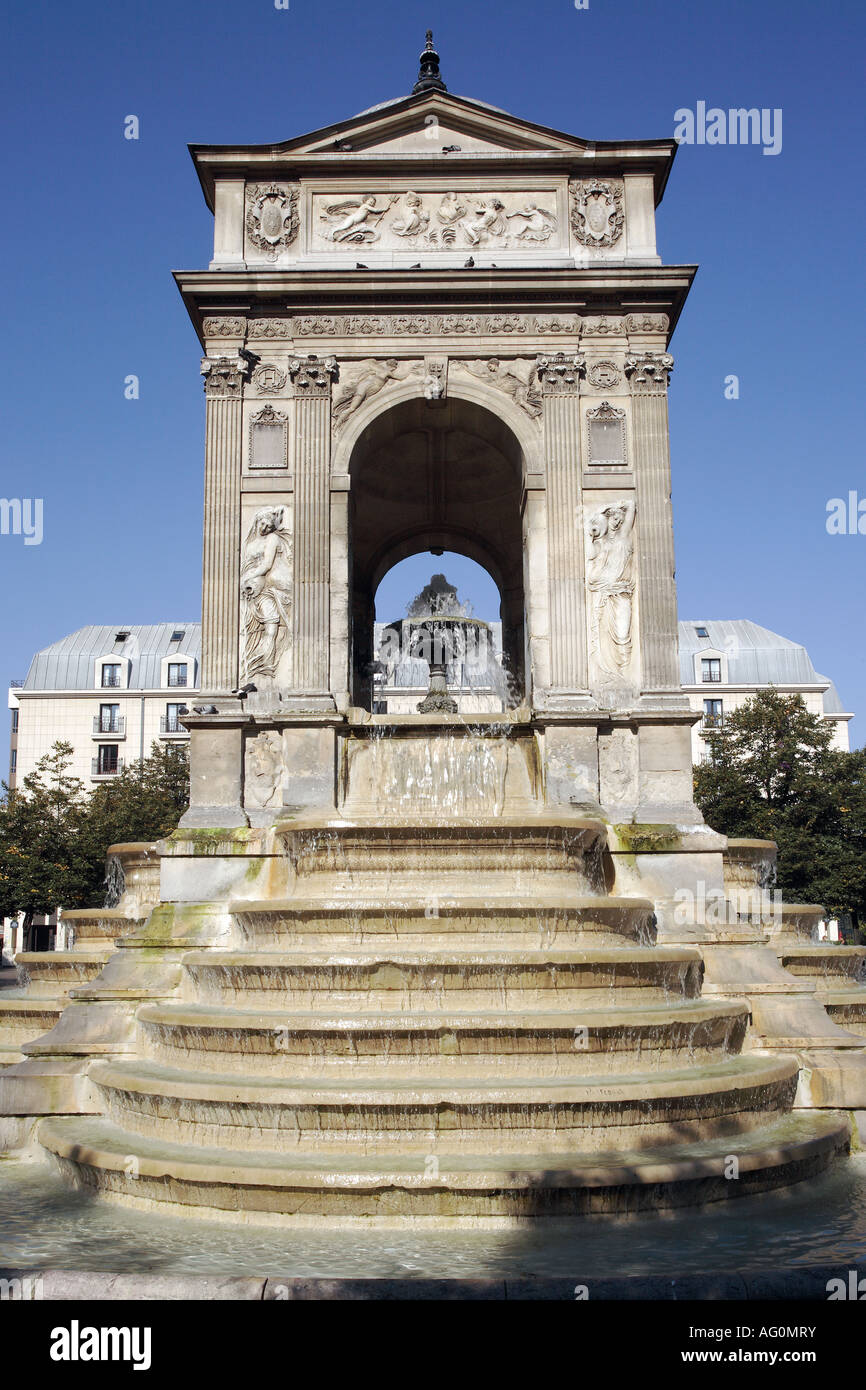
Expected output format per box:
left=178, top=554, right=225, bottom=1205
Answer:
left=249, top=313, right=582, bottom=340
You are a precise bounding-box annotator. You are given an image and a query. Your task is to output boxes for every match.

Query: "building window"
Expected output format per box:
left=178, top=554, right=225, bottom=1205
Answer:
left=695, top=626, right=709, bottom=640
left=101, top=663, right=121, bottom=688
left=167, top=663, right=188, bottom=688
left=701, top=658, right=722, bottom=683
left=170, top=630, right=185, bottom=642
left=11, top=709, right=18, bottom=732
left=97, top=744, right=119, bottom=775
left=98, top=703, right=120, bottom=734
left=164, top=703, right=183, bottom=733
left=703, top=698, right=724, bottom=730
left=10, top=749, right=16, bottom=774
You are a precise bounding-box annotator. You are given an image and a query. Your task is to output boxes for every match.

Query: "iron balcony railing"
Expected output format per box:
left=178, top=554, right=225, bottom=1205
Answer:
left=160, top=716, right=188, bottom=734
left=91, top=756, right=124, bottom=777
left=93, top=716, right=125, bottom=735
left=166, top=672, right=189, bottom=687
left=701, top=713, right=725, bottom=732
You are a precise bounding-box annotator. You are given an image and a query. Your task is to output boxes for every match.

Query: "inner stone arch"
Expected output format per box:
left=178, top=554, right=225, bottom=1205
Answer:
left=347, top=395, right=526, bottom=709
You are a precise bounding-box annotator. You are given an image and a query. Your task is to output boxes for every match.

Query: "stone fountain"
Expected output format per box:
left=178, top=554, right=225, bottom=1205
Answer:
left=1, top=48, right=864, bottom=1228
left=380, top=573, right=501, bottom=715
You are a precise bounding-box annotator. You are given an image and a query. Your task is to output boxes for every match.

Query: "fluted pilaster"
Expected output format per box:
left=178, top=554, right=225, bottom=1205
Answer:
left=200, top=356, right=245, bottom=692
left=625, top=351, right=680, bottom=692
left=288, top=355, right=338, bottom=694
left=538, top=353, right=588, bottom=694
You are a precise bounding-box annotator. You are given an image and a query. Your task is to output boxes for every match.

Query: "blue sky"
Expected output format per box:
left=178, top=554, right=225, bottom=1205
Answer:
left=1, top=0, right=863, bottom=741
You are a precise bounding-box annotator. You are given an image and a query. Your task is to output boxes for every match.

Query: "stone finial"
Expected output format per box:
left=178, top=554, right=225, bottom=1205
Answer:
left=412, top=29, right=447, bottom=95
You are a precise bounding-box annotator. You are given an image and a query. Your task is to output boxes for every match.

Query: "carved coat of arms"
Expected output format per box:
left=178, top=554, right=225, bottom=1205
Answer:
left=570, top=179, right=625, bottom=248
left=246, top=185, right=299, bottom=256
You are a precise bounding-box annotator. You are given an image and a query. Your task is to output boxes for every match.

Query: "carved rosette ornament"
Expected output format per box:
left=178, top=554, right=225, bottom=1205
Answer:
left=245, top=184, right=300, bottom=258
left=287, top=354, right=338, bottom=397
left=201, top=355, right=248, bottom=398
left=570, top=179, right=625, bottom=248
left=625, top=352, right=674, bottom=393
left=536, top=353, right=586, bottom=394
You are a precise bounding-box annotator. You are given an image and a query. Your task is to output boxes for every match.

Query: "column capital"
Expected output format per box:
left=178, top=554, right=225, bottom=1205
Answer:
left=536, top=352, right=586, bottom=395
left=625, top=351, right=674, bottom=392
left=200, top=354, right=248, bottom=398
left=288, top=354, right=338, bottom=397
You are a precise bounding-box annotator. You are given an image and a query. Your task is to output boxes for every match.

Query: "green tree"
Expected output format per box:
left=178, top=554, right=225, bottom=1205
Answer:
left=0, top=742, right=92, bottom=941
left=0, top=740, right=189, bottom=933
left=694, top=690, right=866, bottom=929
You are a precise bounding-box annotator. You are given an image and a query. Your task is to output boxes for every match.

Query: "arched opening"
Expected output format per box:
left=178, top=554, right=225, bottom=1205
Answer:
left=347, top=396, right=526, bottom=710
left=373, top=552, right=509, bottom=713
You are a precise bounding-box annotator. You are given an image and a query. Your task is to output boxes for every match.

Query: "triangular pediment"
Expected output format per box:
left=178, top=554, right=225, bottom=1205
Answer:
left=277, top=92, right=592, bottom=156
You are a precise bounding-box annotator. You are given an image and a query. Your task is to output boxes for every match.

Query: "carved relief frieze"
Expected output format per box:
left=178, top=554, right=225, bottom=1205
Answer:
left=331, top=359, right=424, bottom=427
left=311, top=189, right=561, bottom=252
left=245, top=183, right=300, bottom=258
left=570, top=179, right=625, bottom=248
left=451, top=358, right=543, bottom=419
left=202, top=317, right=246, bottom=339
left=624, top=313, right=670, bottom=336
left=581, top=315, right=625, bottom=337
left=247, top=313, right=582, bottom=340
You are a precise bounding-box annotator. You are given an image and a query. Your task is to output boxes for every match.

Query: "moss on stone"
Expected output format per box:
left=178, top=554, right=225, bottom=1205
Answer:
left=613, top=823, right=681, bottom=853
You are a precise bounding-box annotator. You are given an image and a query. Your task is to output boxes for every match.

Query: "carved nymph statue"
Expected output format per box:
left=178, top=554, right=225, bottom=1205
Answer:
left=586, top=499, right=636, bottom=678
left=240, top=506, right=293, bottom=685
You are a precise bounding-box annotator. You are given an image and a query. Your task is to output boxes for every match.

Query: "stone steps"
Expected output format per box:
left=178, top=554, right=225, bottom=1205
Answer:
left=136, top=997, right=749, bottom=1077
left=88, top=1052, right=799, bottom=1154
left=180, top=946, right=705, bottom=1009
left=39, top=1108, right=849, bottom=1221
left=229, top=895, right=657, bottom=948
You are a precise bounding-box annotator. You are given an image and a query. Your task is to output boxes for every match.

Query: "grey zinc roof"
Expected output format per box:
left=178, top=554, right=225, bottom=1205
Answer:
left=678, top=619, right=841, bottom=693
left=22, top=624, right=201, bottom=692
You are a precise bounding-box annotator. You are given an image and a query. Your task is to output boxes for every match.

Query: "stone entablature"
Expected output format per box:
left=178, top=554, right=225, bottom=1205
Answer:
left=228, top=176, right=650, bottom=265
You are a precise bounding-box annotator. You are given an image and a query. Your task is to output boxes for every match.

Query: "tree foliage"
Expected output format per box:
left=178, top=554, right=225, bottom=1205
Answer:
left=694, top=690, right=866, bottom=925
left=0, top=740, right=189, bottom=920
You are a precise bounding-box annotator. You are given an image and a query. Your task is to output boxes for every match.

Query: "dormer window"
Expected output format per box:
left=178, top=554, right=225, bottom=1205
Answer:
left=167, top=662, right=188, bottom=688
left=701, top=658, right=722, bottom=683
left=101, top=663, right=121, bottom=688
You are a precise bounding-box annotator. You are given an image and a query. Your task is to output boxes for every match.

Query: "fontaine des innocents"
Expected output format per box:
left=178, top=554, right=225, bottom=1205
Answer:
left=2, top=36, right=865, bottom=1224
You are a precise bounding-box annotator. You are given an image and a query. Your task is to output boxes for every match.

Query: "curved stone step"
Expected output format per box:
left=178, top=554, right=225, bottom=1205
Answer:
left=89, top=1052, right=799, bottom=1154
left=822, top=986, right=866, bottom=1037
left=136, top=998, right=748, bottom=1077
left=229, top=896, right=657, bottom=948
left=39, top=1108, right=848, bottom=1221
left=57, top=910, right=146, bottom=946
left=0, top=997, right=65, bottom=1047
left=181, top=947, right=704, bottom=1009
left=277, top=817, right=607, bottom=897
left=778, top=946, right=866, bottom=981
left=12, top=952, right=113, bottom=998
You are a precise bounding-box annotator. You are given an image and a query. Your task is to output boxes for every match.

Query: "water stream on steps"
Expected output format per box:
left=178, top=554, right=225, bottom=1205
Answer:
left=2, top=1152, right=865, bottom=1278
